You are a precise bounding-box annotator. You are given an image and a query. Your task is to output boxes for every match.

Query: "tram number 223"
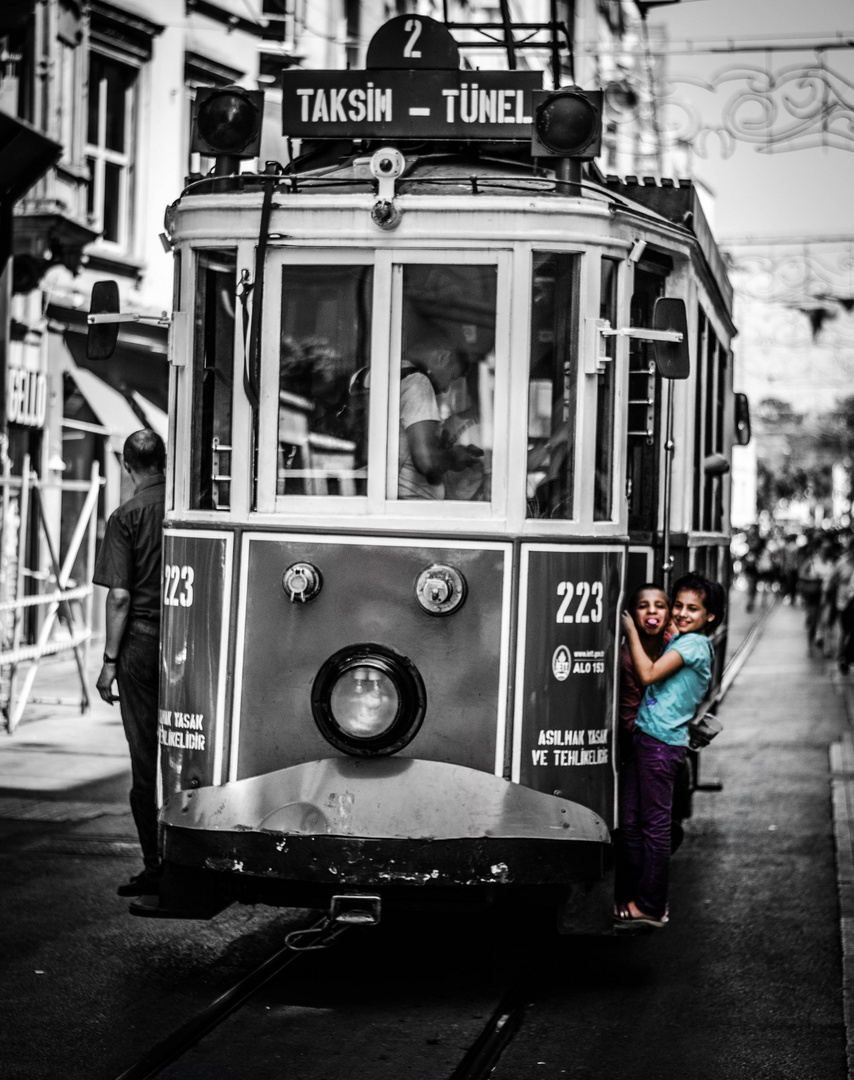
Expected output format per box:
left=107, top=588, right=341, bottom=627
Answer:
left=555, top=580, right=603, bottom=624
left=163, top=564, right=195, bottom=608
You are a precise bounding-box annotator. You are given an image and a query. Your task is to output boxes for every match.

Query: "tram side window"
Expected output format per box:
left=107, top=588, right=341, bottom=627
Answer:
left=191, top=249, right=235, bottom=511
left=594, top=258, right=619, bottom=521
left=626, top=265, right=668, bottom=533
left=526, top=252, right=580, bottom=520
left=693, top=313, right=728, bottom=532
left=278, top=265, right=373, bottom=497
left=395, top=264, right=496, bottom=502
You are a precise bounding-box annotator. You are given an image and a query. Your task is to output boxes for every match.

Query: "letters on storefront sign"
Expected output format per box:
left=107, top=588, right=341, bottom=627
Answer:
left=7, top=367, right=47, bottom=428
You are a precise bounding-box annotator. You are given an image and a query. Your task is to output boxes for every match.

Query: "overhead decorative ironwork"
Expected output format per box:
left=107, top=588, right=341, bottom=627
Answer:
left=723, top=243, right=854, bottom=306
left=655, top=52, right=854, bottom=156
left=602, top=46, right=854, bottom=157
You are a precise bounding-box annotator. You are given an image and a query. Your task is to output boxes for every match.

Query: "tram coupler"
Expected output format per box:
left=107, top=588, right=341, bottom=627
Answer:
left=694, top=779, right=724, bottom=793
left=330, top=893, right=382, bottom=927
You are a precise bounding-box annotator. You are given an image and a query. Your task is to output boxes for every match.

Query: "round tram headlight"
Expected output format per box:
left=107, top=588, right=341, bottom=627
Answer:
left=312, top=644, right=426, bottom=757
left=193, top=86, right=263, bottom=157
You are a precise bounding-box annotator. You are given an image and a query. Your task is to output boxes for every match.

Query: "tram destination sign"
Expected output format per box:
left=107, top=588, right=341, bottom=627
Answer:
left=281, top=70, right=543, bottom=141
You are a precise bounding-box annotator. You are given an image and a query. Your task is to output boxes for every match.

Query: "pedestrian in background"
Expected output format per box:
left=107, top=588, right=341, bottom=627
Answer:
left=826, top=534, right=854, bottom=675
left=798, top=536, right=835, bottom=657
left=93, top=429, right=166, bottom=902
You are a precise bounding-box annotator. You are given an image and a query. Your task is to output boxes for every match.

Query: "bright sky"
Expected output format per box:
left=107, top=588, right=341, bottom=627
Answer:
left=645, top=0, right=854, bottom=414
left=648, top=0, right=854, bottom=241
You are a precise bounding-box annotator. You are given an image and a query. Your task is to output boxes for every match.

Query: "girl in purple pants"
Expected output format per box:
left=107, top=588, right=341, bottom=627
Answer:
left=615, top=573, right=725, bottom=929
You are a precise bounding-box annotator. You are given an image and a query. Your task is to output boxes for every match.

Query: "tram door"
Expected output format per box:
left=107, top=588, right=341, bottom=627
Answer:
left=626, top=261, right=670, bottom=543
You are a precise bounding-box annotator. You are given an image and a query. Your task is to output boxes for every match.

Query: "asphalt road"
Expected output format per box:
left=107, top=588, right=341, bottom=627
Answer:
left=0, top=595, right=849, bottom=1079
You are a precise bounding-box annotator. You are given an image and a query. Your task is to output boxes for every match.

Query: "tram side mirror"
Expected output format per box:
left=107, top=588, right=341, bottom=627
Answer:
left=734, top=392, right=751, bottom=445
left=652, top=298, right=690, bottom=380
left=87, top=281, right=120, bottom=361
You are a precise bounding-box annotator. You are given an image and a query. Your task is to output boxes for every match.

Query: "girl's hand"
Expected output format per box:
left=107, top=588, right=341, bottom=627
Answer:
left=620, top=610, right=635, bottom=636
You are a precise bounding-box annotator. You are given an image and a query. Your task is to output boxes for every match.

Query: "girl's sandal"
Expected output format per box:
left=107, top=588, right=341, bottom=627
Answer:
left=614, top=902, right=666, bottom=929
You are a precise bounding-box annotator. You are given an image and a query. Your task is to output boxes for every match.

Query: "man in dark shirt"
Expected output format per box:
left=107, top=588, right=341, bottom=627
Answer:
left=93, top=429, right=166, bottom=900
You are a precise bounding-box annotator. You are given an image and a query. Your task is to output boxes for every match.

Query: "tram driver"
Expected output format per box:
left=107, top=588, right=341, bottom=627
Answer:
left=398, top=334, right=485, bottom=500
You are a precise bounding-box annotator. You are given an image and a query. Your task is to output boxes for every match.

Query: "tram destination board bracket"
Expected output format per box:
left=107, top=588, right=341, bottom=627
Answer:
left=281, top=70, right=542, bottom=142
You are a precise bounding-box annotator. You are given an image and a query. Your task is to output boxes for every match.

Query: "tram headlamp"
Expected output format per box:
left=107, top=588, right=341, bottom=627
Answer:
left=531, top=88, right=603, bottom=160
left=311, top=644, right=426, bottom=757
left=192, top=86, right=264, bottom=158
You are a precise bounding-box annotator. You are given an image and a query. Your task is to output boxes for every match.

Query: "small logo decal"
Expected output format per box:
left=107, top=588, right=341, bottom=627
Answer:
left=552, top=645, right=572, bottom=681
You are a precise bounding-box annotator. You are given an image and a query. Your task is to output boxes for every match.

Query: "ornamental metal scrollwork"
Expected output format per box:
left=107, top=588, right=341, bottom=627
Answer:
left=724, top=246, right=854, bottom=305
left=609, top=51, right=854, bottom=156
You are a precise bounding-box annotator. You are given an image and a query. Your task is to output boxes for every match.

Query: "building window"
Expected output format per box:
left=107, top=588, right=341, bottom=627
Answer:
left=86, top=51, right=137, bottom=247
left=262, top=0, right=305, bottom=51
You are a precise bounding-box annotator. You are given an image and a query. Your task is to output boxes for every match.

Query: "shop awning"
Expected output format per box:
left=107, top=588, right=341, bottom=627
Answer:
left=132, top=391, right=168, bottom=442
left=0, top=112, right=61, bottom=203
left=65, top=362, right=145, bottom=447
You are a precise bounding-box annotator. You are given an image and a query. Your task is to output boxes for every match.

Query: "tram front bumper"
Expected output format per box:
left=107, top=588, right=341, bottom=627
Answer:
left=159, top=757, right=610, bottom=888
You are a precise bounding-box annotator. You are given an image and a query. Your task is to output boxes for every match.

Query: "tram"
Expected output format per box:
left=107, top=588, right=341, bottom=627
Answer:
left=90, top=15, right=748, bottom=932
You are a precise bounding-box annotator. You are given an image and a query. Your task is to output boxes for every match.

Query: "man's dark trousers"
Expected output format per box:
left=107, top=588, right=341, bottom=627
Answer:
left=116, top=621, right=160, bottom=874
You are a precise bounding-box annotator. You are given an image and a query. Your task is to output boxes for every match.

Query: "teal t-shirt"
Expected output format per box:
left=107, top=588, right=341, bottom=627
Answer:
left=635, top=632, right=713, bottom=747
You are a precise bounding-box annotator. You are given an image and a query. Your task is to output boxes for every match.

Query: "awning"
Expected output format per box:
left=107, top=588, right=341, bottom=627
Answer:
left=0, top=113, right=61, bottom=203
left=132, top=391, right=168, bottom=442
left=64, top=361, right=146, bottom=447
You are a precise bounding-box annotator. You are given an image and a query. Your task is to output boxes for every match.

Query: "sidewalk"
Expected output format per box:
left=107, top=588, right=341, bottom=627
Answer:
left=0, top=650, right=130, bottom=799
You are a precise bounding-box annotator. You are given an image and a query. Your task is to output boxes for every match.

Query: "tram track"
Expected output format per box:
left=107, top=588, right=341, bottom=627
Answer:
left=111, top=909, right=541, bottom=1080
left=111, top=613, right=769, bottom=1080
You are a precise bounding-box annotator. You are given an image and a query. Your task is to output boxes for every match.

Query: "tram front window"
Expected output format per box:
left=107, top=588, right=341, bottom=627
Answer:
left=278, top=265, right=373, bottom=496
left=527, top=252, right=580, bottom=520
left=395, top=264, right=496, bottom=502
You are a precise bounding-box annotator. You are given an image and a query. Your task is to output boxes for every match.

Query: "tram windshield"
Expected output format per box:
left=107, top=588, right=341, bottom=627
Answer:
left=395, top=264, right=496, bottom=502
left=278, top=264, right=373, bottom=496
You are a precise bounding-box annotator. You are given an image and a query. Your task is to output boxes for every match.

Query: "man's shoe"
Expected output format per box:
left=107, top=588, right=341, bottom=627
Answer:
left=117, top=871, right=160, bottom=897
left=128, top=893, right=161, bottom=916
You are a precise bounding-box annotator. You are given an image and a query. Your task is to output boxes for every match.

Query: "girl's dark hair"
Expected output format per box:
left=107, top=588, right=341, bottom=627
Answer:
left=627, top=582, right=670, bottom=610
left=672, top=573, right=726, bottom=624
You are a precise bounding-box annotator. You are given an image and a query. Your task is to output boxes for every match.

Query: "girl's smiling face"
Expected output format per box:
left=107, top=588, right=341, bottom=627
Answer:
left=632, top=588, right=670, bottom=638
left=672, top=588, right=715, bottom=635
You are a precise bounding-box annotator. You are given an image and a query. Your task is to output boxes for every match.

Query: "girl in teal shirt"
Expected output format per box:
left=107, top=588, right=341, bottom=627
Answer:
left=616, top=573, right=725, bottom=928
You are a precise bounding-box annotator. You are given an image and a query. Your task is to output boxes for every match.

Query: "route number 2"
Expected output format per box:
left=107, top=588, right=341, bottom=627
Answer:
left=403, top=18, right=422, bottom=58
left=555, top=580, right=603, bottom=624
left=164, top=564, right=194, bottom=607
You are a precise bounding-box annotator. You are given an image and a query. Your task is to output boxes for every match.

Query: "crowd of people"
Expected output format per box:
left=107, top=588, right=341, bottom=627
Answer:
left=734, top=524, right=854, bottom=672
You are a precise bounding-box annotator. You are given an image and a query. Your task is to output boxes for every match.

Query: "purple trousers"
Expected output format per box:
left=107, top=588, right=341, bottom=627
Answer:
left=617, top=728, right=686, bottom=919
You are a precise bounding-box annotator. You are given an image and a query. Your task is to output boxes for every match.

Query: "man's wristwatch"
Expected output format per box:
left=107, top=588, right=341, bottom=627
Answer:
left=103, top=652, right=118, bottom=665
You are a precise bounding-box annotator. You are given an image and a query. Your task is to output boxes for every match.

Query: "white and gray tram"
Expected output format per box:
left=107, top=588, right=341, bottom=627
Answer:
left=90, top=15, right=748, bottom=932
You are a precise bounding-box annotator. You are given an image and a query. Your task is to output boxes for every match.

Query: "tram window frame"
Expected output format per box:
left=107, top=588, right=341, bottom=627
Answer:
left=258, top=250, right=380, bottom=515
left=693, top=309, right=729, bottom=533
left=189, top=247, right=237, bottom=512
left=526, top=251, right=582, bottom=523
left=593, top=256, right=620, bottom=522
left=276, top=262, right=375, bottom=500
left=626, top=261, right=670, bottom=536
left=387, top=258, right=500, bottom=512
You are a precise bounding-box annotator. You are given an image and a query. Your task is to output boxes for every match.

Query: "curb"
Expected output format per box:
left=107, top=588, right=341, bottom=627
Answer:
left=831, top=682, right=854, bottom=1080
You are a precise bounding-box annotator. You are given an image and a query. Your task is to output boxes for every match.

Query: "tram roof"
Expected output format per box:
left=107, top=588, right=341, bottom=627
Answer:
left=176, top=151, right=733, bottom=319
